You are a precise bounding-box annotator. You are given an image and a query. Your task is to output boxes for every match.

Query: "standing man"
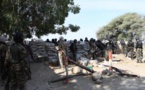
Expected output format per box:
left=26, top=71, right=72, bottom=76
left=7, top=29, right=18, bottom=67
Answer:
left=69, top=39, right=77, bottom=61
left=58, top=37, right=68, bottom=69
left=127, top=39, right=134, bottom=60
left=89, top=39, right=97, bottom=60
left=135, top=39, right=143, bottom=63
left=120, top=39, right=126, bottom=55
left=0, top=36, right=7, bottom=84
left=22, top=41, right=33, bottom=80
left=5, top=32, right=28, bottom=90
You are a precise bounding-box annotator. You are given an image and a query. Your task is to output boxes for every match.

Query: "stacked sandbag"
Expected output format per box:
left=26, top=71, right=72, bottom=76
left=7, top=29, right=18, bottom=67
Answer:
left=76, top=42, right=89, bottom=60
left=84, top=42, right=90, bottom=53
left=29, top=39, right=48, bottom=62
left=45, top=42, right=59, bottom=66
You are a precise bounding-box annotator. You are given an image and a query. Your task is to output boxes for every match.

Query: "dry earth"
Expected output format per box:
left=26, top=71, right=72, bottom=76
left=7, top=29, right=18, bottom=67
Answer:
left=0, top=53, right=145, bottom=90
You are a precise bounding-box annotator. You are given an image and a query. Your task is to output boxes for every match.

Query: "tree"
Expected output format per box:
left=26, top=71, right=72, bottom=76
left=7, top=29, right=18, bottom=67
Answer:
left=96, top=13, right=145, bottom=40
left=0, top=0, right=80, bottom=38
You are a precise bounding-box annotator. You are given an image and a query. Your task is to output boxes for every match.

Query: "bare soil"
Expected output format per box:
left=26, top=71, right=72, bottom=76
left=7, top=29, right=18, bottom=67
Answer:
left=0, top=54, right=145, bottom=90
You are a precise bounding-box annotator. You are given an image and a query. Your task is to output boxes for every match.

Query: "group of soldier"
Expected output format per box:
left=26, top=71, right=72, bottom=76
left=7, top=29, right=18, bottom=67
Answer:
left=0, top=32, right=32, bottom=90
left=48, top=37, right=118, bottom=69
left=120, top=38, right=144, bottom=63
left=51, top=36, right=144, bottom=69
left=0, top=32, right=144, bottom=90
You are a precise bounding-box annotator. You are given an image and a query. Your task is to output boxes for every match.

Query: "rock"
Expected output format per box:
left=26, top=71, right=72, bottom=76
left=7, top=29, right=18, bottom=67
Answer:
left=72, top=66, right=81, bottom=74
left=92, top=72, right=102, bottom=81
left=94, top=79, right=103, bottom=84
left=102, top=69, right=113, bottom=76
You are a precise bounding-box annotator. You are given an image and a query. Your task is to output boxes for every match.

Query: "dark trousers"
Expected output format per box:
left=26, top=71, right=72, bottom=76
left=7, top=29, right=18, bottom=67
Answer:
left=127, top=47, right=134, bottom=59
left=72, top=51, right=77, bottom=61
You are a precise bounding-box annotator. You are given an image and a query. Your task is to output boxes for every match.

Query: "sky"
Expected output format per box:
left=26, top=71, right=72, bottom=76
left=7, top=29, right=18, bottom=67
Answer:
left=40, top=0, right=145, bottom=41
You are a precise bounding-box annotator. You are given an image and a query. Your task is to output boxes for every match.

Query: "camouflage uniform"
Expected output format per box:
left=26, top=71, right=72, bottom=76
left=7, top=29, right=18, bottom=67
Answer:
left=22, top=42, right=33, bottom=80
left=58, top=38, right=67, bottom=68
left=120, top=39, right=126, bottom=54
left=89, top=40, right=96, bottom=60
left=6, top=43, right=28, bottom=90
left=0, top=42, right=7, bottom=77
left=136, top=40, right=143, bottom=63
left=127, top=40, right=134, bottom=60
left=69, top=40, right=77, bottom=61
left=136, top=48, right=143, bottom=63
left=112, top=39, right=117, bottom=54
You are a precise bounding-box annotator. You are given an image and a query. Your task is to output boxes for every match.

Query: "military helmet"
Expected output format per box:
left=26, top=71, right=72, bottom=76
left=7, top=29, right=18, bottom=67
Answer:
left=13, top=32, right=24, bottom=43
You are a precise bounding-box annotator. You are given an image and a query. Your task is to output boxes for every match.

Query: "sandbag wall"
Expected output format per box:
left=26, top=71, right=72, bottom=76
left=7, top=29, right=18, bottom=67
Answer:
left=76, top=42, right=90, bottom=60
left=29, top=40, right=48, bottom=62
left=45, top=42, right=59, bottom=65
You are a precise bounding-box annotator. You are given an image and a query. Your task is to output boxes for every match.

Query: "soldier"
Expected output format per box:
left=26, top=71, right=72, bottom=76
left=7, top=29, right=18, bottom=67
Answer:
left=112, top=38, right=117, bottom=54
left=58, top=37, right=68, bottom=69
left=135, top=39, right=143, bottom=63
left=89, top=39, right=97, bottom=60
left=84, top=37, right=89, bottom=42
left=95, top=40, right=106, bottom=57
left=120, top=39, right=126, bottom=55
left=0, top=36, right=7, bottom=84
left=126, top=39, right=134, bottom=60
left=46, top=39, right=50, bottom=43
left=69, top=39, right=77, bottom=61
left=5, top=32, right=28, bottom=90
left=22, top=41, right=33, bottom=80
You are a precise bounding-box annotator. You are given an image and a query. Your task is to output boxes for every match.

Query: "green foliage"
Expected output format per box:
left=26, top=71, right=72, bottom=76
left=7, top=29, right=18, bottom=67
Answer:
left=0, top=0, right=80, bottom=38
left=97, top=13, right=145, bottom=40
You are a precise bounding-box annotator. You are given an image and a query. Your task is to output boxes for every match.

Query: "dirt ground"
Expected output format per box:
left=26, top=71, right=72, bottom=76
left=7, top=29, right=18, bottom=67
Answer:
left=49, top=54, right=145, bottom=90
left=0, top=54, right=145, bottom=90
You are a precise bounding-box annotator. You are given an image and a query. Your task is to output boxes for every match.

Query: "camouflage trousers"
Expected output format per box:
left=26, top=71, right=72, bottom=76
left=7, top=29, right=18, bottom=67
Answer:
left=127, top=47, right=134, bottom=59
left=136, top=48, right=143, bottom=63
left=121, top=45, right=126, bottom=55
left=10, top=64, right=27, bottom=90
left=71, top=51, right=77, bottom=61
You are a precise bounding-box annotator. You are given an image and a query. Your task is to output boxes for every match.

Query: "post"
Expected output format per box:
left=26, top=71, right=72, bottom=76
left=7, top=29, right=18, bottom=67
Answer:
left=108, top=50, right=112, bottom=71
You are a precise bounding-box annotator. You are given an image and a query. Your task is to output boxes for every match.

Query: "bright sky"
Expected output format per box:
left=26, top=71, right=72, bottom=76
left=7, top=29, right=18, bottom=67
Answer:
left=40, top=0, right=145, bottom=41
